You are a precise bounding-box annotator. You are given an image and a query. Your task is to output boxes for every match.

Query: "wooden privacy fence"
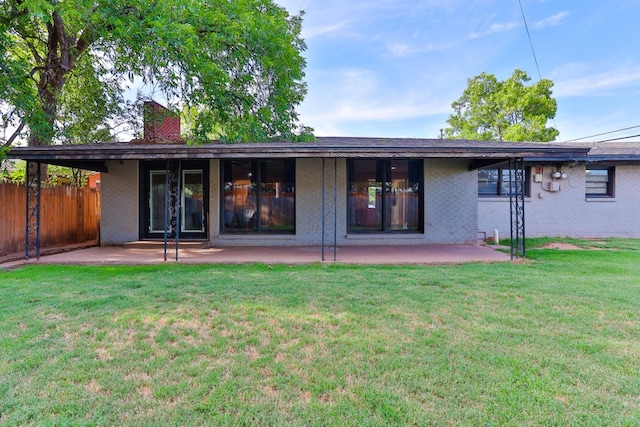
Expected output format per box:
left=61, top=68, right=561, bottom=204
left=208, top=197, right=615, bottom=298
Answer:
left=0, top=183, right=100, bottom=257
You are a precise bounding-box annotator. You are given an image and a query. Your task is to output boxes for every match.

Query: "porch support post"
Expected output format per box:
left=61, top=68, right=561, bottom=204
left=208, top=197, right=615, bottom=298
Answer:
left=509, top=157, right=526, bottom=259
left=321, top=158, right=325, bottom=261
left=333, top=157, right=337, bottom=262
left=25, top=161, right=41, bottom=260
left=163, top=160, right=170, bottom=261
left=174, top=160, right=182, bottom=261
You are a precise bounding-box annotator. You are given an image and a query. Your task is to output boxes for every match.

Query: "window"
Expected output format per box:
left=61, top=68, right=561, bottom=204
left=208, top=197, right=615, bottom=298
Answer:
left=222, top=160, right=295, bottom=232
left=478, top=168, right=530, bottom=197
left=586, top=167, right=614, bottom=197
left=347, top=159, right=423, bottom=232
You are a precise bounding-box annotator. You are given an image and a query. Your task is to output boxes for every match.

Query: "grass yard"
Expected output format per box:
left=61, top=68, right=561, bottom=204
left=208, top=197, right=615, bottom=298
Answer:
left=1, top=239, right=639, bottom=426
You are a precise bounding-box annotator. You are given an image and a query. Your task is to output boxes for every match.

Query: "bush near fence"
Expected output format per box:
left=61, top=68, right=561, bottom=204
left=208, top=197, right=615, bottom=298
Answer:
left=0, top=183, right=100, bottom=257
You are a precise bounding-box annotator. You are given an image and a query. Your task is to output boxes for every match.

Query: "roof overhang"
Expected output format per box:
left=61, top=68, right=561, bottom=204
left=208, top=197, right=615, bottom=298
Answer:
left=7, top=137, right=591, bottom=172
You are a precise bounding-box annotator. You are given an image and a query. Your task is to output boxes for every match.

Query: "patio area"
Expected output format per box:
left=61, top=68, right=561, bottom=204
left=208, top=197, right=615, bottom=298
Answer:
left=1, top=243, right=513, bottom=269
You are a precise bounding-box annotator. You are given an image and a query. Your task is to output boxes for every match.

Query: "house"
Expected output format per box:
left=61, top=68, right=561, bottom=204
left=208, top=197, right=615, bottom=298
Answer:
left=477, top=142, right=640, bottom=239
left=7, top=105, right=588, bottom=257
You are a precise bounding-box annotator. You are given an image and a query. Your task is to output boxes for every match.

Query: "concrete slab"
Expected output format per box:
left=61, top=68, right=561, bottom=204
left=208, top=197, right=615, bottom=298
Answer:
left=1, top=243, right=512, bottom=269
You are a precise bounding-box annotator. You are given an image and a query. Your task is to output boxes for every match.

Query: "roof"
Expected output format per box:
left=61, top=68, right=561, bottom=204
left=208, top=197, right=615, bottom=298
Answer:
left=576, top=141, right=640, bottom=163
left=522, top=141, right=640, bottom=165
left=7, top=137, right=591, bottom=172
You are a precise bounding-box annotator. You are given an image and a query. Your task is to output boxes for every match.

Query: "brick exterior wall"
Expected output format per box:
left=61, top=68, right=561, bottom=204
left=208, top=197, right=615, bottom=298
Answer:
left=101, top=158, right=480, bottom=246
left=100, top=160, right=139, bottom=244
left=211, top=158, right=338, bottom=246
left=478, top=165, right=640, bottom=238
left=424, top=159, right=478, bottom=244
left=209, top=158, right=477, bottom=246
left=143, top=101, right=181, bottom=142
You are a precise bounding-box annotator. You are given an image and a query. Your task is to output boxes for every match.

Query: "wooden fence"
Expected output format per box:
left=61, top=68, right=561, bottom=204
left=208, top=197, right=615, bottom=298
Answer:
left=0, top=183, right=100, bottom=257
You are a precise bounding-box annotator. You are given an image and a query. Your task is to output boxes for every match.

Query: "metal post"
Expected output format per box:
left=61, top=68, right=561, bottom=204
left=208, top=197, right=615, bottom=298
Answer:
left=333, top=158, right=337, bottom=262
left=163, top=160, right=170, bottom=261
left=25, top=161, right=41, bottom=260
left=321, top=158, right=325, bottom=261
left=509, top=158, right=526, bottom=259
left=175, top=160, right=182, bottom=261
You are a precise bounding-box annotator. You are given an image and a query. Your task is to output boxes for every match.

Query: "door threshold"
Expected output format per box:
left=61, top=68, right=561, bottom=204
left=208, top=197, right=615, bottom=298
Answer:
left=124, top=240, right=209, bottom=249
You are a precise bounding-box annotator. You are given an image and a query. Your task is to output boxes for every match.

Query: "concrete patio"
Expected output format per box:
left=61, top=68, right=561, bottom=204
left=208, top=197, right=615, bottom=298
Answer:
left=1, top=242, right=513, bottom=269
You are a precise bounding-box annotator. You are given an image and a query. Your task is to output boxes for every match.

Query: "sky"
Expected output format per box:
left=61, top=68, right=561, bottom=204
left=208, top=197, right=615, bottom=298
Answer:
left=275, top=0, right=640, bottom=143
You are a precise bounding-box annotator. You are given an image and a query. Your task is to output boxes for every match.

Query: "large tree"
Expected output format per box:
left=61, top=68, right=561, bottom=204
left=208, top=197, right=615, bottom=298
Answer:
left=0, top=0, right=312, bottom=147
left=443, top=69, right=559, bottom=142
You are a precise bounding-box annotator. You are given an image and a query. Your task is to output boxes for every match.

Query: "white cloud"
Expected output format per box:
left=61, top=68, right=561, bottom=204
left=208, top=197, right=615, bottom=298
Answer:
left=554, top=68, right=640, bottom=97
left=467, top=21, right=520, bottom=40
left=305, top=101, right=449, bottom=124
left=295, top=67, right=452, bottom=136
left=386, top=43, right=413, bottom=57
left=533, top=11, right=569, bottom=29
left=304, top=20, right=350, bottom=38
left=464, top=11, right=568, bottom=41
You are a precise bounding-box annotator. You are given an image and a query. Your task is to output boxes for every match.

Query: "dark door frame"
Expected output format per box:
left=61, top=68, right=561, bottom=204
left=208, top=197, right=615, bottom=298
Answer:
left=139, top=160, right=209, bottom=240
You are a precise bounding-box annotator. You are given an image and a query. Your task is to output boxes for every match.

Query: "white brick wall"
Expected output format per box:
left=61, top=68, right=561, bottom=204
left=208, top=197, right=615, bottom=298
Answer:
left=102, top=158, right=481, bottom=246
left=100, top=160, right=139, bottom=244
left=478, top=165, right=640, bottom=238
left=424, top=159, right=478, bottom=244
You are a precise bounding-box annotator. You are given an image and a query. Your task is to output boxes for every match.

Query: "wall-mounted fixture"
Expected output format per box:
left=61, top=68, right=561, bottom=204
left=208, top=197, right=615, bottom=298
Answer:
left=551, top=169, right=568, bottom=180
left=533, top=166, right=544, bottom=183
left=546, top=181, right=560, bottom=192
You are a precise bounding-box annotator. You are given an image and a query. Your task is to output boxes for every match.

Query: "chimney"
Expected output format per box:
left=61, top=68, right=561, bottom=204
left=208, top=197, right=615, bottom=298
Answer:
left=142, top=101, right=182, bottom=143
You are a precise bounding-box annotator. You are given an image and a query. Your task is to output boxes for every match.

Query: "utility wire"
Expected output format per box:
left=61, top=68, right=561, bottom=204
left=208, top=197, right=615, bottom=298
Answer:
left=563, top=124, right=640, bottom=142
left=518, top=0, right=543, bottom=81
left=517, top=0, right=559, bottom=135
left=595, top=134, right=640, bottom=144
left=518, top=2, right=639, bottom=144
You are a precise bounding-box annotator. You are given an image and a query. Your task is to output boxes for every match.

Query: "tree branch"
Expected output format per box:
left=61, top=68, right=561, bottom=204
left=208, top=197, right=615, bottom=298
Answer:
left=52, top=10, right=70, bottom=70
left=71, top=27, right=94, bottom=66
left=24, top=38, right=44, bottom=64
left=2, top=120, right=25, bottom=147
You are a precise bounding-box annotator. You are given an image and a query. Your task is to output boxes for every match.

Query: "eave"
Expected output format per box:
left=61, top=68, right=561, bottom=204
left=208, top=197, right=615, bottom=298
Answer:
left=7, top=137, right=591, bottom=172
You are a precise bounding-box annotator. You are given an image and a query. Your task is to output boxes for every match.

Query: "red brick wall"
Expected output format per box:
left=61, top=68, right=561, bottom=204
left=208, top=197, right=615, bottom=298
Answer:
left=143, top=101, right=181, bottom=142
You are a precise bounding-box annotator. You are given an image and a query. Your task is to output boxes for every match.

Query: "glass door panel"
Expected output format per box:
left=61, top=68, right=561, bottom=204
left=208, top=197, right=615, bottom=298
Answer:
left=182, top=170, right=204, bottom=232
left=149, top=171, right=168, bottom=233
left=141, top=161, right=209, bottom=239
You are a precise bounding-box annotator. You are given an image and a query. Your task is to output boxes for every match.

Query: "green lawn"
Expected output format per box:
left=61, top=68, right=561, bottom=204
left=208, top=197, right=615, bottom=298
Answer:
left=1, top=239, right=639, bottom=426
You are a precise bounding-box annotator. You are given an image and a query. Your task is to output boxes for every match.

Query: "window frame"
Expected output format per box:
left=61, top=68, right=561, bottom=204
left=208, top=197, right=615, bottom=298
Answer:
left=478, top=167, right=531, bottom=198
left=220, top=159, right=296, bottom=234
left=346, top=158, right=424, bottom=234
left=585, top=166, right=615, bottom=198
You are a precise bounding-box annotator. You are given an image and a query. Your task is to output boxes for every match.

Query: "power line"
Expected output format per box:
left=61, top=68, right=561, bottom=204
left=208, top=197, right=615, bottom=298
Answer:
left=518, top=0, right=560, bottom=135
left=564, top=124, right=640, bottom=143
left=595, top=134, right=640, bottom=144
left=518, top=0, right=543, bottom=81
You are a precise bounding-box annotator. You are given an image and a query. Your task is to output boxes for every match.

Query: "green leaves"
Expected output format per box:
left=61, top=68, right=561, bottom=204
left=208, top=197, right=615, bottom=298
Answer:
left=1, top=0, right=312, bottom=147
left=444, top=69, right=559, bottom=142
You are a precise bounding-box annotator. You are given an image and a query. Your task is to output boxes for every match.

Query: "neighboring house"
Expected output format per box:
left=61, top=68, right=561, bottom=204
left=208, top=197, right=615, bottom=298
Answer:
left=87, top=172, right=100, bottom=190
left=7, top=103, right=590, bottom=250
left=477, top=142, right=640, bottom=239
